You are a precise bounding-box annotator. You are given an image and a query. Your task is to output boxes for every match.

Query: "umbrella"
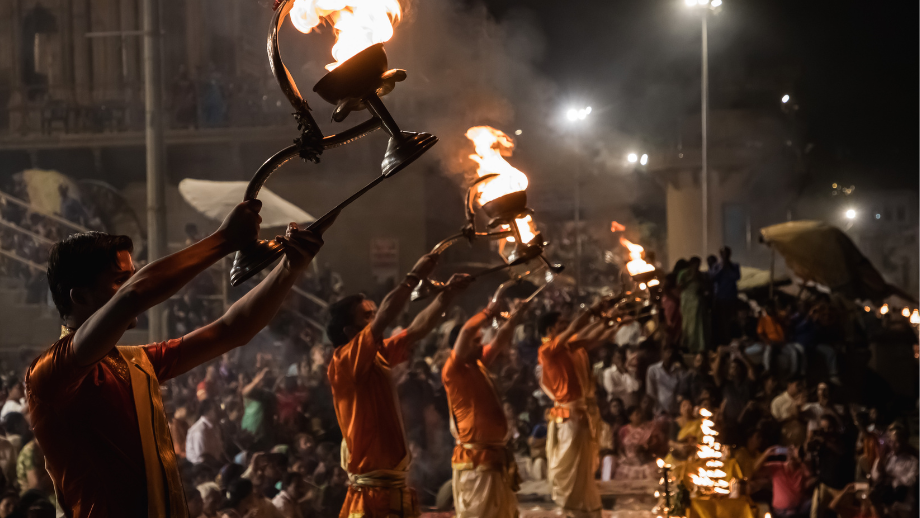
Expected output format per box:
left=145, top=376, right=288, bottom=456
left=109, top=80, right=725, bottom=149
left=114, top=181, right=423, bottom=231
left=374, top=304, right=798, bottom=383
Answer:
left=178, top=179, right=314, bottom=228
left=760, top=220, right=915, bottom=304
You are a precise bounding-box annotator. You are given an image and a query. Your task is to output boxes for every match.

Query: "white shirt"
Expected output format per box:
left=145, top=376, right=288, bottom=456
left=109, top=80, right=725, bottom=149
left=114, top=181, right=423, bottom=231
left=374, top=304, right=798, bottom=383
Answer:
left=185, top=416, right=223, bottom=464
left=0, top=399, right=23, bottom=419
left=614, top=321, right=643, bottom=346
left=602, top=364, right=640, bottom=402
left=801, top=402, right=835, bottom=432
left=645, top=361, right=683, bottom=415
left=770, top=392, right=797, bottom=422
left=872, top=451, right=919, bottom=488
left=272, top=490, right=303, bottom=518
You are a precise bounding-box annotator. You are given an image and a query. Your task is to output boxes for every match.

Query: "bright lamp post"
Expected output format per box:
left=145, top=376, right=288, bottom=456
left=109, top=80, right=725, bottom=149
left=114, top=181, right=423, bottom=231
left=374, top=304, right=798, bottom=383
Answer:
left=686, top=0, right=721, bottom=256
left=566, top=105, right=592, bottom=295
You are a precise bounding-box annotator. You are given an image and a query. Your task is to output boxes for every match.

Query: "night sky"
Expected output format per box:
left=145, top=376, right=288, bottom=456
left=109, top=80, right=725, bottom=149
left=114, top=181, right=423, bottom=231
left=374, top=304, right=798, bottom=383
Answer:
left=479, top=0, right=919, bottom=190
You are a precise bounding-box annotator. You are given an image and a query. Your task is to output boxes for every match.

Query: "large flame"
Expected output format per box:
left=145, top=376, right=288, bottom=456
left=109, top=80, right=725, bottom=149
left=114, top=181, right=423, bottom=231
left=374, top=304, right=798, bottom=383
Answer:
left=689, top=408, right=731, bottom=495
left=289, top=0, right=401, bottom=71
left=619, top=237, right=655, bottom=276
left=465, top=126, right=534, bottom=244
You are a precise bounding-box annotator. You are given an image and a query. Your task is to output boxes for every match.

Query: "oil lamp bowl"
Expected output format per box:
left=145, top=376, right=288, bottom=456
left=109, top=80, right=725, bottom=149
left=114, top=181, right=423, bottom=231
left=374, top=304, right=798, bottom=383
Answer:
left=313, top=43, right=390, bottom=106
left=230, top=239, right=284, bottom=287
left=481, top=191, right=528, bottom=220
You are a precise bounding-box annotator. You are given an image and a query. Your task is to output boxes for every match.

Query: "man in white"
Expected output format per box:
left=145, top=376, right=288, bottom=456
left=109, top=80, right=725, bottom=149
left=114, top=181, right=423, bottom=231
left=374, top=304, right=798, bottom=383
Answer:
left=0, top=381, right=24, bottom=418
left=770, top=376, right=805, bottom=422
left=185, top=399, right=223, bottom=464
left=273, top=472, right=308, bottom=518
left=645, top=345, right=683, bottom=415
left=602, top=346, right=640, bottom=406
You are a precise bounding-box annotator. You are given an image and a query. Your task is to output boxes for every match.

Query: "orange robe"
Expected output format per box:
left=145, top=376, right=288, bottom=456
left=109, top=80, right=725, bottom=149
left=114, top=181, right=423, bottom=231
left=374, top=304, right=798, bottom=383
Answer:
left=442, top=347, right=519, bottom=518
left=328, top=326, right=419, bottom=518
left=538, top=337, right=602, bottom=518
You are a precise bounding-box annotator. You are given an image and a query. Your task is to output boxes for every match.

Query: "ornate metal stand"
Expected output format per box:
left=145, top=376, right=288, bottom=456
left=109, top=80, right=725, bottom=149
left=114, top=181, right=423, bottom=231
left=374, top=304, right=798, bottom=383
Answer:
left=230, top=0, right=438, bottom=286
left=411, top=176, right=563, bottom=300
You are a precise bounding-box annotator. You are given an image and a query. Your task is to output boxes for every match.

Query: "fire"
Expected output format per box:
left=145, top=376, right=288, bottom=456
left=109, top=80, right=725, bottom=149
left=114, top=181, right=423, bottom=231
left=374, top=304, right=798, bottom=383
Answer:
left=289, top=0, right=401, bottom=71
left=610, top=221, right=625, bottom=232
left=690, top=408, right=730, bottom=495
left=465, top=126, right=534, bottom=244
left=620, top=237, right=655, bottom=275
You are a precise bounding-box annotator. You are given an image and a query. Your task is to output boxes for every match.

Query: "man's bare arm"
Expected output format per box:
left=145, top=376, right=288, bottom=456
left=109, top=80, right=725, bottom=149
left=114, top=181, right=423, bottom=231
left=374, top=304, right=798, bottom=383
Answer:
left=403, top=274, right=472, bottom=345
left=178, top=226, right=325, bottom=371
left=370, top=253, right=439, bottom=342
left=73, top=201, right=262, bottom=366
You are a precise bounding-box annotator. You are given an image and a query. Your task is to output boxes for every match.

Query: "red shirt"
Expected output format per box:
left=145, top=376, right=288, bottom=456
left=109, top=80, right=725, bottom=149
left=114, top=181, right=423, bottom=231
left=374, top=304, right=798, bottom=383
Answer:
left=765, top=461, right=812, bottom=510
left=25, top=334, right=185, bottom=518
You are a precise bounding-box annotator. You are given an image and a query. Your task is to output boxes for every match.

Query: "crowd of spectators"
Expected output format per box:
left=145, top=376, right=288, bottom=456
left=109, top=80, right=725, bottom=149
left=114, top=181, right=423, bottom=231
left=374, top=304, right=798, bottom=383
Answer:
left=0, top=241, right=911, bottom=517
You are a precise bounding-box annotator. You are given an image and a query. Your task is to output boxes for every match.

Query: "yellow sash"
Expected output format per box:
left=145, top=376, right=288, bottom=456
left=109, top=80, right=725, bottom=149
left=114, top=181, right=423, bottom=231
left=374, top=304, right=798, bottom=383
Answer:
left=118, top=346, right=188, bottom=518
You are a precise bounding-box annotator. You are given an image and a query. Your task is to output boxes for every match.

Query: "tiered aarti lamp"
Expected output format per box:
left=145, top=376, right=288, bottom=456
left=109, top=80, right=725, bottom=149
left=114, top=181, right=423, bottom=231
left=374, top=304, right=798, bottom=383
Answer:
left=411, top=126, right=562, bottom=300
left=230, top=0, right=437, bottom=286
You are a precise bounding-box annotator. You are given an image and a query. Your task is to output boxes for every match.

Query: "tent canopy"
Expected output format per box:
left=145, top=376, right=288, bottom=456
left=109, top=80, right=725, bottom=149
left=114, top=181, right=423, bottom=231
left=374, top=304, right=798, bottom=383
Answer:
left=760, top=220, right=915, bottom=304
left=179, top=179, right=314, bottom=228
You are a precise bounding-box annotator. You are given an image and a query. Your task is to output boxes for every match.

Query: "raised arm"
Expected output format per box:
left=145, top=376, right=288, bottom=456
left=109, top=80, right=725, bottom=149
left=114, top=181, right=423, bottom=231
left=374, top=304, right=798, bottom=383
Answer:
left=370, top=253, right=439, bottom=342
left=73, top=201, right=262, bottom=366
left=403, top=273, right=472, bottom=345
left=176, top=223, right=328, bottom=372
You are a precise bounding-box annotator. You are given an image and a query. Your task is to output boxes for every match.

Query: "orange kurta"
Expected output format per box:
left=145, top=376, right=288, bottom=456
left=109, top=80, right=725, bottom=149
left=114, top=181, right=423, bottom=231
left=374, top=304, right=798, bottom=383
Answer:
left=538, top=337, right=590, bottom=419
left=328, top=326, right=419, bottom=518
left=442, top=347, right=508, bottom=470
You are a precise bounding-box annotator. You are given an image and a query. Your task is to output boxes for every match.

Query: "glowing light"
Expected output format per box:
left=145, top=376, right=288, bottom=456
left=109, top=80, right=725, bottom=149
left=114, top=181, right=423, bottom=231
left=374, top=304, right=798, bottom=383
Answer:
left=465, top=126, right=536, bottom=245
left=567, top=106, right=591, bottom=122
left=911, top=309, right=920, bottom=325
left=684, top=0, right=695, bottom=5
left=640, top=154, right=649, bottom=166
left=639, top=283, right=648, bottom=291
left=648, top=279, right=660, bottom=287
left=289, top=0, right=402, bottom=71
left=627, top=153, right=638, bottom=163
left=781, top=94, right=790, bottom=104
left=620, top=237, right=656, bottom=275
left=711, top=0, right=722, bottom=6
left=864, top=306, right=871, bottom=312
left=880, top=304, right=889, bottom=315
left=610, top=221, right=626, bottom=232
left=514, top=129, right=523, bottom=135
left=845, top=209, right=856, bottom=220
left=902, top=307, right=911, bottom=318
left=657, top=458, right=665, bottom=468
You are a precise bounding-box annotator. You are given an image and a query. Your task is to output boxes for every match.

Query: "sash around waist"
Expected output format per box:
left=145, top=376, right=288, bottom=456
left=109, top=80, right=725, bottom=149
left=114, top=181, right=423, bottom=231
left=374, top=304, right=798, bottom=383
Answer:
left=348, top=468, right=408, bottom=488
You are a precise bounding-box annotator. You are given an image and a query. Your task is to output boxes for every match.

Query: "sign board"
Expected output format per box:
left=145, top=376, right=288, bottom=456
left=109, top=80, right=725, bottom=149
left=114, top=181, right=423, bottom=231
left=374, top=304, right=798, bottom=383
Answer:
left=370, top=238, right=399, bottom=283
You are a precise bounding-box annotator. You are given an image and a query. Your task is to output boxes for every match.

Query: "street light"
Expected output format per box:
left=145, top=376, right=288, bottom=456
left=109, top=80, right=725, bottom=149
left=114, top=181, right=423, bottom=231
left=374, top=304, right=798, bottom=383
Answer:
left=845, top=209, right=856, bottom=220
left=685, top=0, right=721, bottom=257
left=566, top=105, right=592, bottom=295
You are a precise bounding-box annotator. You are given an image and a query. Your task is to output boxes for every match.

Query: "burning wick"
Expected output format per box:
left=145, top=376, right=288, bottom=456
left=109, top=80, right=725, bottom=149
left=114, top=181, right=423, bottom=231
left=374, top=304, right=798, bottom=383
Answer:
left=465, top=126, right=536, bottom=245
left=289, top=0, right=401, bottom=71
left=620, top=237, right=655, bottom=275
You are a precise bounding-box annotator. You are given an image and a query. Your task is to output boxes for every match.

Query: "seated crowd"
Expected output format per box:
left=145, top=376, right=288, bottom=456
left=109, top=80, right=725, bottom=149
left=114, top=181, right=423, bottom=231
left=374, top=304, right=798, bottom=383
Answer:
left=0, top=247, right=912, bottom=518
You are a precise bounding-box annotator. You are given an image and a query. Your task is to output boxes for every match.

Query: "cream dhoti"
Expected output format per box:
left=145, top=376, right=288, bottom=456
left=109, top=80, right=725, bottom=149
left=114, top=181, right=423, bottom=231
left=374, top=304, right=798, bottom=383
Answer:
left=546, top=404, right=602, bottom=518
left=451, top=442, right=518, bottom=518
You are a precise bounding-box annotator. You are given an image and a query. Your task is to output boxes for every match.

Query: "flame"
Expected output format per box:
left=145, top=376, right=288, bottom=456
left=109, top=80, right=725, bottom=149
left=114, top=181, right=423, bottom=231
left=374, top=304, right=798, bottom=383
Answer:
left=620, top=237, right=655, bottom=275
left=902, top=307, right=911, bottom=318
left=911, top=309, right=920, bottom=325
left=466, top=126, right=534, bottom=244
left=610, top=221, right=625, bottom=232
left=880, top=304, right=889, bottom=315
left=289, top=0, right=401, bottom=71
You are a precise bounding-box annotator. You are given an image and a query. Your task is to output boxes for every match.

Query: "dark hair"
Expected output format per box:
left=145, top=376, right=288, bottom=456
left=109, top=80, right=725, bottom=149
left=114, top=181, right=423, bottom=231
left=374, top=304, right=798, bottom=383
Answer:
left=225, top=478, right=253, bottom=509
left=47, top=232, right=134, bottom=319
left=198, top=399, right=218, bottom=418
left=672, top=259, right=689, bottom=273
left=282, top=471, right=303, bottom=489
left=787, top=375, right=804, bottom=386
left=538, top=312, right=561, bottom=337
left=327, top=294, right=367, bottom=346
left=217, top=463, right=246, bottom=490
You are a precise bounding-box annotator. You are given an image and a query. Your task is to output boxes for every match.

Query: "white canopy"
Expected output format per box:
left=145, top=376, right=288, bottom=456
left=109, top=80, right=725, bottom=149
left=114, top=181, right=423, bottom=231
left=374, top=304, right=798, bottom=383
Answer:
left=179, top=179, right=315, bottom=228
